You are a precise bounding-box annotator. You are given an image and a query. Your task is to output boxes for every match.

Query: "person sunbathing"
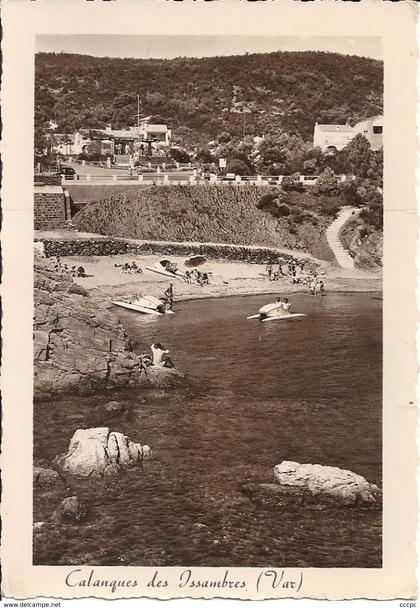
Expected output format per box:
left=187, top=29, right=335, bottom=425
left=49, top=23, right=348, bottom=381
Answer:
left=151, top=343, right=175, bottom=368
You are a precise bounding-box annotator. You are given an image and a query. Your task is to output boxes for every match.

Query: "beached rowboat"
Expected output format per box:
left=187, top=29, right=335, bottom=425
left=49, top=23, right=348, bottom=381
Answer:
left=112, top=295, right=174, bottom=316
left=145, top=259, right=186, bottom=280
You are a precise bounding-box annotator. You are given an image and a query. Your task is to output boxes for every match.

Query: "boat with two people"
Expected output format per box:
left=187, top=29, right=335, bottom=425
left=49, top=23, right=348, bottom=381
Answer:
left=247, top=297, right=306, bottom=322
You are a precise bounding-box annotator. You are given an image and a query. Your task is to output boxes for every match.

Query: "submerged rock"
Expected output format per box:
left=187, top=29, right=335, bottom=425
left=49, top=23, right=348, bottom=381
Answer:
left=33, top=466, right=64, bottom=489
left=55, top=427, right=152, bottom=477
left=104, top=401, right=125, bottom=414
left=52, top=496, right=87, bottom=524
left=273, top=461, right=382, bottom=507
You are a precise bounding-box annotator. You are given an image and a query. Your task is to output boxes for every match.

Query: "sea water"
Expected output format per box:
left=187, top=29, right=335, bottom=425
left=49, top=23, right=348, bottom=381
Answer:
left=34, top=293, right=382, bottom=567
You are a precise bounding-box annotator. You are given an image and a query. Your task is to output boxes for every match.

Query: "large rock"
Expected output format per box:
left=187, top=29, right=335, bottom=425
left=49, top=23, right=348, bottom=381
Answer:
left=33, top=264, right=185, bottom=399
left=52, top=496, right=87, bottom=524
left=55, top=427, right=152, bottom=477
left=273, top=461, right=381, bottom=507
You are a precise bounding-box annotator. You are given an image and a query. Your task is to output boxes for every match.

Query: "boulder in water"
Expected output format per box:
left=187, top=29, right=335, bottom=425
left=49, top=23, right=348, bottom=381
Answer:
left=274, top=461, right=381, bottom=507
left=33, top=466, right=64, bottom=489
left=52, top=496, right=87, bottom=523
left=104, top=401, right=125, bottom=414
left=55, top=427, right=152, bottom=477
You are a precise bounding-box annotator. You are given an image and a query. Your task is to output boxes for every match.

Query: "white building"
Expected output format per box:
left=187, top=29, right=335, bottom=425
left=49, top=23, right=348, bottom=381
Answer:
left=52, top=121, right=172, bottom=157
left=313, top=123, right=356, bottom=153
left=313, top=115, right=383, bottom=153
left=353, top=115, right=383, bottom=151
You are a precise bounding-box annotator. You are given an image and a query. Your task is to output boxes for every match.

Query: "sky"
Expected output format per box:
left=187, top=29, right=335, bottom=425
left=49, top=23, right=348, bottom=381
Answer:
left=36, top=35, right=383, bottom=61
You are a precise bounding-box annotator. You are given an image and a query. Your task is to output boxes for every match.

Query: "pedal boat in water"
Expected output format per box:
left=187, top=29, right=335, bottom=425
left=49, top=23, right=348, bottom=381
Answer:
left=247, top=302, right=305, bottom=322
left=112, top=295, right=174, bottom=316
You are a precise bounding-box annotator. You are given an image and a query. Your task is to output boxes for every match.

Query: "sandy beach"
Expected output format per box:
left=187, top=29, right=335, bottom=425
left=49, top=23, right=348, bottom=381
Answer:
left=51, top=253, right=382, bottom=306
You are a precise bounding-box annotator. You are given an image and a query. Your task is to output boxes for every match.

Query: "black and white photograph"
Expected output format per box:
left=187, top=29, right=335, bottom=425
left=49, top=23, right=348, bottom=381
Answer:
left=1, top=0, right=417, bottom=601
left=33, top=33, right=384, bottom=569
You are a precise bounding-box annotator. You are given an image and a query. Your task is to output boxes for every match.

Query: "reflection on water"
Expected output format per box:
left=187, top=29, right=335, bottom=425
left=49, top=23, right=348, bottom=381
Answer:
left=34, top=293, right=382, bottom=567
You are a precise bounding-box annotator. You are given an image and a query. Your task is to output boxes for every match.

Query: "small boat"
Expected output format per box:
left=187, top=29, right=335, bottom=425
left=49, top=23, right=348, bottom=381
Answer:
left=262, top=313, right=306, bottom=322
left=184, top=255, right=207, bottom=268
left=247, top=302, right=305, bottom=321
left=145, top=259, right=185, bottom=280
left=112, top=295, right=174, bottom=316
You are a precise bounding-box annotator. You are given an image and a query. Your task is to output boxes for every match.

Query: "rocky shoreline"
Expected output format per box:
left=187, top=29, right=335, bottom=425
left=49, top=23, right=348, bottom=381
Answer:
left=34, top=236, right=382, bottom=401
left=34, top=264, right=185, bottom=400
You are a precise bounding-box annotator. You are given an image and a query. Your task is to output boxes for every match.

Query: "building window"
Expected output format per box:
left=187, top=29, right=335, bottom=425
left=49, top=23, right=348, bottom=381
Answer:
left=373, top=126, right=383, bottom=134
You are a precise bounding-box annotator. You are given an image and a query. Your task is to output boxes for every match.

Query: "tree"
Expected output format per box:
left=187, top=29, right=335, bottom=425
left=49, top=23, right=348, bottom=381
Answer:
left=225, top=158, right=251, bottom=175
left=341, top=134, right=373, bottom=178
left=34, top=126, right=48, bottom=156
left=315, top=167, right=339, bottom=196
left=261, top=146, right=286, bottom=166
left=281, top=173, right=304, bottom=191
left=195, top=148, right=214, bottom=164
left=218, top=131, right=231, bottom=143
left=170, top=147, right=190, bottom=164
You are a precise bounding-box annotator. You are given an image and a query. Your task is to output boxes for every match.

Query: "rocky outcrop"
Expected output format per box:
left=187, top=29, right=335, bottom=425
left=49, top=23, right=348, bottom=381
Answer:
left=349, top=231, right=382, bottom=269
left=340, top=218, right=382, bottom=269
left=34, top=264, right=184, bottom=399
left=274, top=461, right=381, bottom=507
left=55, top=427, right=152, bottom=477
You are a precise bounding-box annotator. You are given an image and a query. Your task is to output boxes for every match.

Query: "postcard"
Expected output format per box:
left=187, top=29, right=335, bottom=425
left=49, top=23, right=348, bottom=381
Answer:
left=1, top=0, right=417, bottom=601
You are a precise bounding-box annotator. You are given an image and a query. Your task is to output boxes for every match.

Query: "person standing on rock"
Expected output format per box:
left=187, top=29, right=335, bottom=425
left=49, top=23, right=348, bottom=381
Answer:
left=164, top=283, right=174, bottom=310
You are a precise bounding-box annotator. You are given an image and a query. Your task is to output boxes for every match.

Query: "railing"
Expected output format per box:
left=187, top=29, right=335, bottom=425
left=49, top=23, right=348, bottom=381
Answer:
left=62, top=173, right=352, bottom=186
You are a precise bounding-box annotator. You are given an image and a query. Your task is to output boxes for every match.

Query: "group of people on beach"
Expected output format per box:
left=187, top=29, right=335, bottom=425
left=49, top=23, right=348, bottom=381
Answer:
left=266, top=258, right=305, bottom=282
left=48, top=257, right=87, bottom=278
left=114, top=261, right=143, bottom=274
left=265, top=257, right=326, bottom=295
left=309, top=276, right=325, bottom=296
left=184, top=269, right=211, bottom=286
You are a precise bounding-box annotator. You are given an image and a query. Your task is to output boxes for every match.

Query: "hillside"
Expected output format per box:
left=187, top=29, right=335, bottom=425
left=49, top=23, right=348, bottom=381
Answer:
left=35, top=51, right=383, bottom=144
left=73, top=185, right=336, bottom=259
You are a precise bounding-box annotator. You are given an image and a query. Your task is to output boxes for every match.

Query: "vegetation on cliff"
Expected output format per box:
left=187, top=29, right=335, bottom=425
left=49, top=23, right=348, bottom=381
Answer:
left=35, top=51, right=382, bottom=143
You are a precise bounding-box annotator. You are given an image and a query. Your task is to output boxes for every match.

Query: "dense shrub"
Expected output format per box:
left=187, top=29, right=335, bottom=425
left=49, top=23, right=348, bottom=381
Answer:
left=256, top=192, right=278, bottom=211
left=359, top=191, right=383, bottom=230
left=225, top=158, right=252, bottom=176
left=289, top=207, right=308, bottom=224
left=276, top=204, right=291, bottom=217
left=170, top=147, right=190, bottom=164
left=281, top=173, right=304, bottom=192
left=317, top=196, right=341, bottom=217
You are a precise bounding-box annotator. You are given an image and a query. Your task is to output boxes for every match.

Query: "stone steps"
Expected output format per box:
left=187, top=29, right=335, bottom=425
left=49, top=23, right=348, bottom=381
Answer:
left=326, top=206, right=358, bottom=269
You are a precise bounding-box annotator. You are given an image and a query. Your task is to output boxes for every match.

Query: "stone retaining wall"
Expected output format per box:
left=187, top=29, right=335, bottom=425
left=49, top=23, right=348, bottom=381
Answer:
left=34, top=187, right=67, bottom=230
left=36, top=237, right=305, bottom=265
left=34, top=174, right=62, bottom=186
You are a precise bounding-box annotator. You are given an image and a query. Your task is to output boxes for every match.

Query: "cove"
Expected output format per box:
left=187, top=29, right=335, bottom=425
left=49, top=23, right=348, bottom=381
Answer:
left=34, top=292, right=382, bottom=568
